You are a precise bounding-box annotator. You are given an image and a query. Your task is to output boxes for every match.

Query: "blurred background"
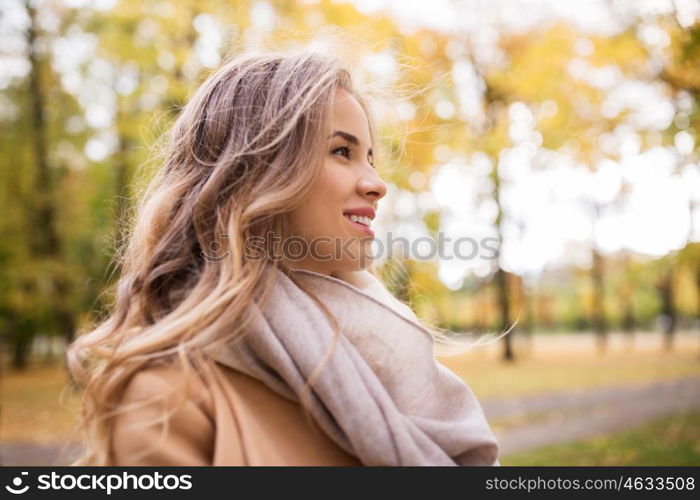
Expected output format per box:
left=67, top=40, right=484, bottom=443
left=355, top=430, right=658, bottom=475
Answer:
left=1, top=0, right=699, bottom=466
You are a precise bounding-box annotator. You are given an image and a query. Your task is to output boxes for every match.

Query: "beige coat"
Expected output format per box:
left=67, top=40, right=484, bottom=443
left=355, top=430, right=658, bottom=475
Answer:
left=110, top=357, right=361, bottom=466
left=110, top=271, right=406, bottom=466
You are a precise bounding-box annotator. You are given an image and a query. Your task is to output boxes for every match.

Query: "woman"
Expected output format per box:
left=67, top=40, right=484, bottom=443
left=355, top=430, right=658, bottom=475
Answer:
left=66, top=50, right=500, bottom=466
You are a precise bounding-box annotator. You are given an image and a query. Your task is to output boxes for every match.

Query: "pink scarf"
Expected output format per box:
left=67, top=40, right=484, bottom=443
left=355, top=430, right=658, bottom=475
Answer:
left=204, top=267, right=499, bottom=466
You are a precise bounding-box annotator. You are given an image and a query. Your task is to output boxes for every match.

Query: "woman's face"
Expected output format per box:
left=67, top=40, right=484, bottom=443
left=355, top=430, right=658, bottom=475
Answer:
left=285, top=88, right=387, bottom=275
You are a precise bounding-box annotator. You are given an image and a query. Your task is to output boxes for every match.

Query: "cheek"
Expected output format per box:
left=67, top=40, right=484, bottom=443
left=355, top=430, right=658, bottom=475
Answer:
left=288, top=169, right=340, bottom=237
left=323, top=165, right=356, bottom=201
left=316, top=165, right=354, bottom=224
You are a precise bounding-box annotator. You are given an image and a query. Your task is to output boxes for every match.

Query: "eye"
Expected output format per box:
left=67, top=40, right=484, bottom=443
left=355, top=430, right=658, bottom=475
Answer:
left=331, top=145, right=351, bottom=159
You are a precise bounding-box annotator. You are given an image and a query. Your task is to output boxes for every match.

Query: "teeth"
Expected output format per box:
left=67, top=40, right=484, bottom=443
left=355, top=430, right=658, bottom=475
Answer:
left=345, top=214, right=371, bottom=227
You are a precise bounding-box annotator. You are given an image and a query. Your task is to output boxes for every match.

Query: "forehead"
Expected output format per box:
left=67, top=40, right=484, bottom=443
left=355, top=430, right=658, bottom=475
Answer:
left=331, top=88, right=371, bottom=145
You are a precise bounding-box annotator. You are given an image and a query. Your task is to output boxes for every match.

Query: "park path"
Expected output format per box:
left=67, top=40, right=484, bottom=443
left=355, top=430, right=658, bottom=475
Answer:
left=0, top=441, right=81, bottom=466
left=481, top=375, right=700, bottom=456
left=2, top=375, right=699, bottom=465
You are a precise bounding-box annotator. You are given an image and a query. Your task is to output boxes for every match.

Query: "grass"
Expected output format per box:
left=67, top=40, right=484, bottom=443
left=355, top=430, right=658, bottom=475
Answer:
left=488, top=408, right=574, bottom=434
left=501, top=410, right=700, bottom=466
left=437, top=332, right=700, bottom=399
left=1, top=361, right=82, bottom=443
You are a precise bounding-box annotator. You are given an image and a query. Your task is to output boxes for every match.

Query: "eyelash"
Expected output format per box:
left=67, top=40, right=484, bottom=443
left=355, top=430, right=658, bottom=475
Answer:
left=332, top=146, right=351, bottom=159
left=331, top=145, right=375, bottom=168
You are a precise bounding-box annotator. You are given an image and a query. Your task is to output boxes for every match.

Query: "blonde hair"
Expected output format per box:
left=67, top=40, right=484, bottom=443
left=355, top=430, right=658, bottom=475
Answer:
left=66, top=49, right=381, bottom=465
left=65, top=46, right=511, bottom=465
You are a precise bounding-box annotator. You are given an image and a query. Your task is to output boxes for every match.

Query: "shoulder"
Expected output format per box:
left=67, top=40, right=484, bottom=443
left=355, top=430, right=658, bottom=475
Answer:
left=120, top=359, right=216, bottom=420
left=124, top=359, right=212, bottom=400
left=110, top=359, right=216, bottom=466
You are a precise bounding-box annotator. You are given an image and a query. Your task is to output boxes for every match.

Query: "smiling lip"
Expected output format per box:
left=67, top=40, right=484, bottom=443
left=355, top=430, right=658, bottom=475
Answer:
left=342, top=207, right=376, bottom=219
left=342, top=207, right=376, bottom=237
left=344, top=217, right=375, bottom=237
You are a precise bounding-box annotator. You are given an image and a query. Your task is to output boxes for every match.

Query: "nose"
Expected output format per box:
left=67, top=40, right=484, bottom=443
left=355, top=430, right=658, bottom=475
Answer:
left=357, top=168, right=387, bottom=202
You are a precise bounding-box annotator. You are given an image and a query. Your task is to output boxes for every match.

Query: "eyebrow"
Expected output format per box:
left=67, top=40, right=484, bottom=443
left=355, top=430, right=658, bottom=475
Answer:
left=329, top=130, right=373, bottom=157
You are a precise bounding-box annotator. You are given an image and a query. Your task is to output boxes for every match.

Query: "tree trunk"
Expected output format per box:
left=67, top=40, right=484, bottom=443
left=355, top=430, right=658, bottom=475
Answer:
left=496, top=267, right=514, bottom=361
left=590, top=203, right=607, bottom=354
left=21, top=0, right=75, bottom=362
left=657, top=271, right=676, bottom=351
left=491, top=154, right=514, bottom=362
left=26, top=0, right=59, bottom=258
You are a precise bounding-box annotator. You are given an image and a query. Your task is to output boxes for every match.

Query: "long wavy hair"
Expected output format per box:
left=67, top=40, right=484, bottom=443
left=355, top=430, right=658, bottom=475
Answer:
left=65, top=48, right=512, bottom=466
left=65, top=50, right=382, bottom=465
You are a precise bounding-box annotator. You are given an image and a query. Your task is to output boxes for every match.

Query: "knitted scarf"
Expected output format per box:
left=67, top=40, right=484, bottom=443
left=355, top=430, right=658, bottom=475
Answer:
left=203, top=267, right=500, bottom=466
